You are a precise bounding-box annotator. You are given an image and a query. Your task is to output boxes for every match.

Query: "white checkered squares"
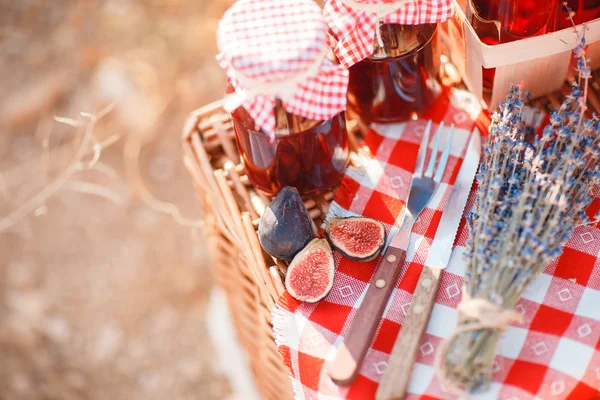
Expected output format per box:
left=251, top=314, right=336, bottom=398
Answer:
left=521, top=273, right=552, bottom=304
left=499, top=327, right=528, bottom=359
left=575, top=287, right=600, bottom=319
left=471, top=383, right=502, bottom=399
left=444, top=247, right=466, bottom=276
left=275, top=309, right=308, bottom=349
left=425, top=304, right=458, bottom=339
left=372, top=122, right=408, bottom=140
left=382, top=288, right=400, bottom=317
left=290, top=377, right=306, bottom=400
left=550, top=338, right=594, bottom=380
left=309, top=332, right=324, bottom=346
left=425, top=182, right=449, bottom=211
left=407, top=363, right=434, bottom=395
left=345, top=157, right=385, bottom=191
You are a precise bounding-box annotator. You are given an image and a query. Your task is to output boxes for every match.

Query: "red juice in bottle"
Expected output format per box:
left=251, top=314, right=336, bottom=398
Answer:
left=467, top=0, right=559, bottom=98
left=558, top=0, right=600, bottom=28
left=228, top=85, right=349, bottom=197
left=346, top=24, right=441, bottom=123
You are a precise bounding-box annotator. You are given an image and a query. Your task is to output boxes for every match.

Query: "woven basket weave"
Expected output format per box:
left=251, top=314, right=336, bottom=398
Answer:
left=181, top=73, right=598, bottom=399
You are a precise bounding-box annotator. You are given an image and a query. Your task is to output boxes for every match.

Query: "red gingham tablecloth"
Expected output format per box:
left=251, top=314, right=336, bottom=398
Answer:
left=272, top=87, right=600, bottom=399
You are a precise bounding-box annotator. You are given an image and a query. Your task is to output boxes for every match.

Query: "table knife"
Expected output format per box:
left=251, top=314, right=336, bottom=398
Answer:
left=375, top=127, right=481, bottom=400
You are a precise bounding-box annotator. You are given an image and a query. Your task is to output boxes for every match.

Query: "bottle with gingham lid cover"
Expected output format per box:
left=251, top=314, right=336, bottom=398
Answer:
left=217, top=0, right=350, bottom=197
left=324, top=0, right=455, bottom=123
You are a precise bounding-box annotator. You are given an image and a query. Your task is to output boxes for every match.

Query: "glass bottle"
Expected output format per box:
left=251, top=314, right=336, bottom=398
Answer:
left=467, top=0, right=559, bottom=95
left=227, top=85, right=349, bottom=197
left=346, top=24, right=441, bottom=124
left=558, top=0, right=600, bottom=28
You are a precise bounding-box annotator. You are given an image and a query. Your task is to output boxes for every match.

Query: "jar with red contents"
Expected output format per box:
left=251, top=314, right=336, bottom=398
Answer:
left=217, top=0, right=350, bottom=197
left=324, top=0, right=454, bottom=124
left=467, top=0, right=559, bottom=94
left=559, top=0, right=600, bottom=28
left=227, top=85, right=348, bottom=197
left=346, top=23, right=441, bottom=123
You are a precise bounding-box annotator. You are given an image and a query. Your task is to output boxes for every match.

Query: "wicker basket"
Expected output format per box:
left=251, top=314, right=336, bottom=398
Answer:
left=181, top=71, right=600, bottom=399
left=182, top=100, right=368, bottom=400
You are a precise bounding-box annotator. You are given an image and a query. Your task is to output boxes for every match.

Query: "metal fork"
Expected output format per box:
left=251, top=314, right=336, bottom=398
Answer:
left=393, top=121, right=455, bottom=250
left=328, top=120, right=455, bottom=385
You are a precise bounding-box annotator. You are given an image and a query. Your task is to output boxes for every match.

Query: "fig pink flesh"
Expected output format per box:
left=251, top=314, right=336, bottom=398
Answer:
left=331, top=220, right=382, bottom=254
left=288, top=250, right=332, bottom=299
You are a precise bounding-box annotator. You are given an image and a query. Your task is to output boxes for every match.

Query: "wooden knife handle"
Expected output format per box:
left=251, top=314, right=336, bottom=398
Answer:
left=328, top=246, right=407, bottom=385
left=376, top=266, right=442, bottom=400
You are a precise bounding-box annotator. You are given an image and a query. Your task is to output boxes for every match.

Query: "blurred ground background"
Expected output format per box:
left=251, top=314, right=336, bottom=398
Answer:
left=0, top=0, right=235, bottom=399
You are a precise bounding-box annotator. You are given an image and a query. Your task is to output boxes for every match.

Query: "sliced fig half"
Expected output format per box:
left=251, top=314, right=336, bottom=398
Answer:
left=325, top=217, right=386, bottom=261
left=285, top=238, right=335, bottom=303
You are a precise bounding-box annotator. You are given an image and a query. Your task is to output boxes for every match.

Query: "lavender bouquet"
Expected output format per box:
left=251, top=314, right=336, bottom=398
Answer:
left=435, top=20, right=600, bottom=394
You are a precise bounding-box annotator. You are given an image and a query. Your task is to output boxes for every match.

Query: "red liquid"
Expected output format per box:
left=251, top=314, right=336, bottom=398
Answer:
left=468, top=0, right=559, bottom=97
left=347, top=24, right=441, bottom=123
left=228, top=88, right=349, bottom=197
left=558, top=0, right=600, bottom=28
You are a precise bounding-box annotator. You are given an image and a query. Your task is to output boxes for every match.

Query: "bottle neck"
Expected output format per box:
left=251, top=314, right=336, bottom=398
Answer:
left=369, top=23, right=437, bottom=60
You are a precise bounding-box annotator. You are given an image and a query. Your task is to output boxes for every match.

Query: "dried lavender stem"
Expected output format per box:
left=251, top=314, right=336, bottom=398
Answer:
left=440, top=50, right=600, bottom=392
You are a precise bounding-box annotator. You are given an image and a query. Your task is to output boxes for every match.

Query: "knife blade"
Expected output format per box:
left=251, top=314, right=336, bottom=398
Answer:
left=375, top=127, right=481, bottom=400
left=426, top=127, right=481, bottom=270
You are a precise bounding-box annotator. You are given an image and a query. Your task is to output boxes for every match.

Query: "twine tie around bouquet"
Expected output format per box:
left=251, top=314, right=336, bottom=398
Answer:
left=434, top=294, right=524, bottom=397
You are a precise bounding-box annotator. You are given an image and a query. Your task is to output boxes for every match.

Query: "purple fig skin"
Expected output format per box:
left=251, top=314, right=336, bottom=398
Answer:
left=258, top=187, right=315, bottom=261
left=325, top=217, right=386, bottom=262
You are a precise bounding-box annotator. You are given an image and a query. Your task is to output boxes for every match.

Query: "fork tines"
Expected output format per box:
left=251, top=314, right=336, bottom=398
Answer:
left=416, top=121, right=455, bottom=183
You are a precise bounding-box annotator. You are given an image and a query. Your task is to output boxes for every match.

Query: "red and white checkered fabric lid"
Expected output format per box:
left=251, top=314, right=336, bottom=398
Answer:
left=324, top=0, right=454, bottom=68
left=217, top=0, right=349, bottom=135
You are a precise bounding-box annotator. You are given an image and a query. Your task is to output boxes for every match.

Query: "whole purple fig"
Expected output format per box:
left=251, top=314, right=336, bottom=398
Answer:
left=258, top=187, right=315, bottom=261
